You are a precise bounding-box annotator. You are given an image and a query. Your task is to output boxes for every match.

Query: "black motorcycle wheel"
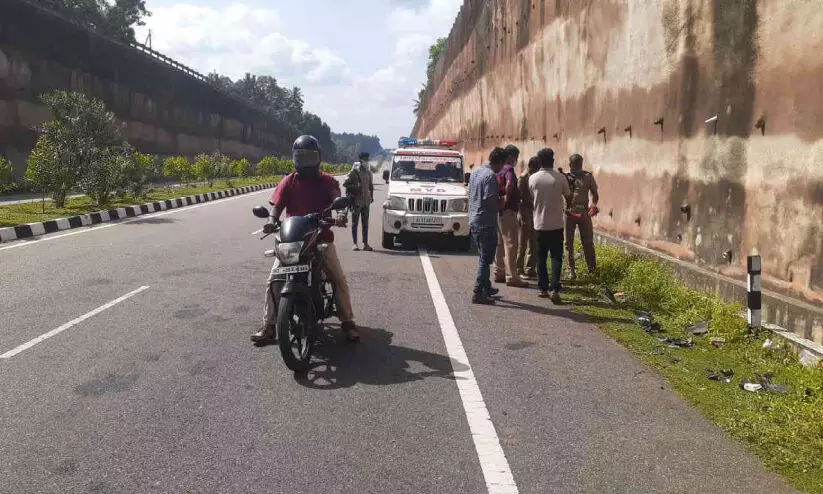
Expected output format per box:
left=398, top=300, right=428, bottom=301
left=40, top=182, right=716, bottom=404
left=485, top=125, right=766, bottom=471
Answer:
left=277, top=295, right=316, bottom=373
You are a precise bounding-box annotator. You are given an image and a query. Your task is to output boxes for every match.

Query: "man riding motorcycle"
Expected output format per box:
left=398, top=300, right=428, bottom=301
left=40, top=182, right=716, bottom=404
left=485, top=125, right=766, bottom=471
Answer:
left=251, top=135, right=360, bottom=344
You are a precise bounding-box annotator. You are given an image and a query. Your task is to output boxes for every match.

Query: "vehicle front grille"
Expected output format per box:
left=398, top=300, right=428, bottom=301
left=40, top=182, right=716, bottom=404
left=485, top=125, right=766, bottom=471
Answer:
left=407, top=197, right=448, bottom=213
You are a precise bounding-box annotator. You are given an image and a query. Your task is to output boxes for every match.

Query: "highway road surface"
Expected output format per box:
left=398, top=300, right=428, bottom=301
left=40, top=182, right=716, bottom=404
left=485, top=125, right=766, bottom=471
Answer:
left=0, top=176, right=793, bottom=493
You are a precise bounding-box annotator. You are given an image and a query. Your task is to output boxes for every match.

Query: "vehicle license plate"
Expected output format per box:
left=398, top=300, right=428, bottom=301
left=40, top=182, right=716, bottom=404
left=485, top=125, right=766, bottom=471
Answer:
left=273, top=264, right=310, bottom=275
left=415, top=216, right=443, bottom=225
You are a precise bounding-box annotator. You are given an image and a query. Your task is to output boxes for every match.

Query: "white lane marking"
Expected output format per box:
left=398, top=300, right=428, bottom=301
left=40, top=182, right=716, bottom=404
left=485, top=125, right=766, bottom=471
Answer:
left=418, top=246, right=519, bottom=494
left=0, top=286, right=150, bottom=359
left=0, top=189, right=271, bottom=252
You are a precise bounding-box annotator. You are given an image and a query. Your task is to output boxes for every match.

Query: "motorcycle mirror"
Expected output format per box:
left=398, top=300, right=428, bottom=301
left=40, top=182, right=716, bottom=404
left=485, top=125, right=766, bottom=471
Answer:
left=252, top=206, right=270, bottom=219
left=330, top=196, right=351, bottom=211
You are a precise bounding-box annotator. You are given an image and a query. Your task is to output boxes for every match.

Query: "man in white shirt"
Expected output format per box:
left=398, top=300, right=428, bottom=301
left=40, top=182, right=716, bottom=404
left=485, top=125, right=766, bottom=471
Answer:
left=528, top=148, right=571, bottom=303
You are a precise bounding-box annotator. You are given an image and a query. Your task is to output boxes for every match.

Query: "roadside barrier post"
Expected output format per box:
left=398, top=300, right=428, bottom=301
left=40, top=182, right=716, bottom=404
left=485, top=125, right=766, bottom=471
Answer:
left=747, top=255, right=762, bottom=328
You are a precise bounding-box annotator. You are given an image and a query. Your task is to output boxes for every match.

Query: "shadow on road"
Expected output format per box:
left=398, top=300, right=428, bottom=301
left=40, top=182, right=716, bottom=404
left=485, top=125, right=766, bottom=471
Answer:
left=126, top=217, right=178, bottom=225
left=492, top=298, right=631, bottom=325
left=294, top=326, right=468, bottom=390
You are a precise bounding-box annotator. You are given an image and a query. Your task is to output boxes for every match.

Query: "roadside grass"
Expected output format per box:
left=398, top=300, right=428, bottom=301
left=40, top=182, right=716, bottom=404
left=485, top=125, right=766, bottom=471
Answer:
left=0, top=176, right=281, bottom=227
left=563, top=243, right=823, bottom=493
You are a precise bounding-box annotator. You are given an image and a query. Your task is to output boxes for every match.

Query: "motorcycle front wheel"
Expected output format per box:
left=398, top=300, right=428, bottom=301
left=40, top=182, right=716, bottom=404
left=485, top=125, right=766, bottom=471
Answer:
left=277, top=294, right=316, bottom=372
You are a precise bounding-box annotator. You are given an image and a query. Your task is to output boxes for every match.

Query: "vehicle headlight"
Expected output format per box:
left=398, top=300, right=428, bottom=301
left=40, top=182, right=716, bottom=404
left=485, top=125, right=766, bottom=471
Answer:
left=449, top=198, right=469, bottom=212
left=276, top=241, right=304, bottom=265
left=384, top=195, right=407, bottom=211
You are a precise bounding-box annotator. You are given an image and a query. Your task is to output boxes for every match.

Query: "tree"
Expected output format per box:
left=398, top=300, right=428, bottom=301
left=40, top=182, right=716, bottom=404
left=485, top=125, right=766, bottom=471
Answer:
left=414, top=38, right=446, bottom=116
left=41, top=0, right=150, bottom=42
left=25, top=91, right=125, bottom=207
left=231, top=158, right=252, bottom=178
left=0, top=156, right=13, bottom=193
left=162, top=156, right=193, bottom=184
left=121, top=149, right=153, bottom=198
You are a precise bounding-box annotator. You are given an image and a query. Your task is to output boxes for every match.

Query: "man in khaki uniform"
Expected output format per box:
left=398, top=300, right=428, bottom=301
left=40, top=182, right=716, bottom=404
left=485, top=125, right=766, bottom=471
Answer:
left=564, top=154, right=599, bottom=279
left=516, top=156, right=540, bottom=278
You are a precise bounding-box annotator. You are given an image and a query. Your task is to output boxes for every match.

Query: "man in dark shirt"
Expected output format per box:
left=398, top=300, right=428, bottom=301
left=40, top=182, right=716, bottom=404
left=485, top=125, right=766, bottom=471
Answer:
left=494, top=144, right=528, bottom=287
left=516, top=156, right=540, bottom=278
left=468, top=148, right=506, bottom=304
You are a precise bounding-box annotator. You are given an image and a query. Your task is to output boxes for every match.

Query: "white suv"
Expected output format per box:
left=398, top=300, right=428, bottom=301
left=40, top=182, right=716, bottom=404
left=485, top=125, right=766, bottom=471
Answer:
left=381, top=139, right=470, bottom=251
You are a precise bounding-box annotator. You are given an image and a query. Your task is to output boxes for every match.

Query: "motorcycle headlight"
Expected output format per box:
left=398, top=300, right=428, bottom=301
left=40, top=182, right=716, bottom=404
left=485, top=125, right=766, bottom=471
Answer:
left=276, top=241, right=304, bottom=265
left=384, top=195, right=407, bottom=211
left=449, top=198, right=469, bottom=212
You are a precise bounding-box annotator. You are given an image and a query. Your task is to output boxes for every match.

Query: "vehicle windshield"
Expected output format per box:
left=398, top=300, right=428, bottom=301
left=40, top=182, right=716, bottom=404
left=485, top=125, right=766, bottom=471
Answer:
left=391, top=156, right=463, bottom=182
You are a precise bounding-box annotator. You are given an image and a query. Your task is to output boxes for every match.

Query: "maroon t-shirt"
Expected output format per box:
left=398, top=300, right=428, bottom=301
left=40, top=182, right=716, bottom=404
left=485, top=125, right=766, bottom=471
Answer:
left=269, top=172, right=340, bottom=242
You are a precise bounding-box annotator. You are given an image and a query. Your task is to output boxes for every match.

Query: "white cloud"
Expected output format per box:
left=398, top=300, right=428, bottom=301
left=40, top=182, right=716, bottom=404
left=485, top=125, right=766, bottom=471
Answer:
left=136, top=0, right=462, bottom=147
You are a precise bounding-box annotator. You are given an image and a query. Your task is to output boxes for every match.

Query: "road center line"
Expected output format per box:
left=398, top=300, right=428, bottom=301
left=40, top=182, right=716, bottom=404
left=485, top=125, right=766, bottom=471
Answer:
left=418, top=246, right=519, bottom=494
left=0, top=189, right=271, bottom=252
left=0, top=286, right=150, bottom=359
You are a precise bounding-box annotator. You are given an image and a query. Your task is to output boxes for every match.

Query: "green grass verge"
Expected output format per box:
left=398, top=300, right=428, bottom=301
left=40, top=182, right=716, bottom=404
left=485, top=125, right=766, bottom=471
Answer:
left=0, top=176, right=281, bottom=227
left=564, top=243, right=823, bottom=493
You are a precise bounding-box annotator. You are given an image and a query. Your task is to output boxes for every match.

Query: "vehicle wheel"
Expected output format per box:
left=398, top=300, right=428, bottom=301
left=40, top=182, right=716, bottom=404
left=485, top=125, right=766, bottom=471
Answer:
left=454, top=236, right=471, bottom=252
left=382, top=231, right=394, bottom=249
left=277, top=294, right=316, bottom=373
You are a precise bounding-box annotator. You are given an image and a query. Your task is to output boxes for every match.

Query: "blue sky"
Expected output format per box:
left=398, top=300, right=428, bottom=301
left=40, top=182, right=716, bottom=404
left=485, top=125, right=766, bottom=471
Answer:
left=136, top=0, right=463, bottom=148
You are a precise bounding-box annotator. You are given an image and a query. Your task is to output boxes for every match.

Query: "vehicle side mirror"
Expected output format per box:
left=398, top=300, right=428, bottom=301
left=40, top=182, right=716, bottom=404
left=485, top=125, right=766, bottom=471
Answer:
left=382, top=169, right=390, bottom=181
left=252, top=206, right=270, bottom=219
left=330, top=196, right=351, bottom=210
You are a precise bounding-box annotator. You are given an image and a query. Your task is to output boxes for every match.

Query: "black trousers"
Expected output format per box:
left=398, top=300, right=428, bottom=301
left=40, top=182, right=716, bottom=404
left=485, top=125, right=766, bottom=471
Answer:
left=535, top=229, right=564, bottom=292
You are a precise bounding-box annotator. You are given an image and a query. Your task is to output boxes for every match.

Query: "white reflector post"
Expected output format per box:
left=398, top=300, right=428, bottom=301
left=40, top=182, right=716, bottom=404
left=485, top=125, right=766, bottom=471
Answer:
left=747, top=255, right=762, bottom=328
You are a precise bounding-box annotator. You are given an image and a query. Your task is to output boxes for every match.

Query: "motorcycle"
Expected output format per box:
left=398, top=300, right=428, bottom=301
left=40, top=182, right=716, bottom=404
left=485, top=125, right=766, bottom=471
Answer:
left=252, top=196, right=351, bottom=372
left=382, top=169, right=390, bottom=184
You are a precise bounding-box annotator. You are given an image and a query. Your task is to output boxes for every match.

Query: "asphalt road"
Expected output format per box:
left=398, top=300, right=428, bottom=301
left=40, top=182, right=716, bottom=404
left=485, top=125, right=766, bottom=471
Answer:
left=0, top=176, right=794, bottom=493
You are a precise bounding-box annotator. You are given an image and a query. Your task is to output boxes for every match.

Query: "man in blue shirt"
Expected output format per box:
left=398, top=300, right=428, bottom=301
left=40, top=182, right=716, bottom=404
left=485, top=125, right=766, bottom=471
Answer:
left=468, top=147, right=506, bottom=304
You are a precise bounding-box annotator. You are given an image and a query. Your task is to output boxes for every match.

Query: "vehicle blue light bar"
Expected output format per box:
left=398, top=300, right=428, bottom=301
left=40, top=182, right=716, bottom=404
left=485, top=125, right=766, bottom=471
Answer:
left=398, top=137, right=457, bottom=148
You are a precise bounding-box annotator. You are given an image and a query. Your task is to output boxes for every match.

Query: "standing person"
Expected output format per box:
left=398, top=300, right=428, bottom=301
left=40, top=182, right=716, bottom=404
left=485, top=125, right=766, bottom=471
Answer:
left=343, top=152, right=375, bottom=251
left=516, top=156, right=539, bottom=278
left=565, top=153, right=600, bottom=279
left=529, top=148, right=571, bottom=303
left=494, top=144, right=528, bottom=287
left=468, top=148, right=507, bottom=304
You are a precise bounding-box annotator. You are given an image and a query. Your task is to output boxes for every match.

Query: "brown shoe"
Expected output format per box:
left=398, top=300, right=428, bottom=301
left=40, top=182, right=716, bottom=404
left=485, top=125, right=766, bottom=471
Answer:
left=538, top=290, right=550, bottom=298
left=550, top=290, right=562, bottom=304
left=494, top=277, right=506, bottom=284
left=341, top=321, right=360, bottom=342
left=506, top=279, right=530, bottom=288
left=251, top=324, right=277, bottom=344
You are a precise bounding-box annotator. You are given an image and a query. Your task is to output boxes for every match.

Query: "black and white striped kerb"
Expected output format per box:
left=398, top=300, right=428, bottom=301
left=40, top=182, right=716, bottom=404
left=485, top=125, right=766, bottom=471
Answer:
left=0, top=183, right=276, bottom=244
left=747, top=255, right=762, bottom=328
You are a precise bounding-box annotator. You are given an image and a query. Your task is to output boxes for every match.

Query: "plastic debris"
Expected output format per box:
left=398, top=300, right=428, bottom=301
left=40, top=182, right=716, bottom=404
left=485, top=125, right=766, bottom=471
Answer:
left=758, top=373, right=791, bottom=394
left=762, top=338, right=781, bottom=350
left=741, top=382, right=762, bottom=392
left=658, top=336, right=694, bottom=348
left=635, top=311, right=662, bottom=333
left=685, top=320, right=710, bottom=336
left=709, top=337, right=726, bottom=347
left=706, top=368, right=735, bottom=383
left=603, top=285, right=619, bottom=304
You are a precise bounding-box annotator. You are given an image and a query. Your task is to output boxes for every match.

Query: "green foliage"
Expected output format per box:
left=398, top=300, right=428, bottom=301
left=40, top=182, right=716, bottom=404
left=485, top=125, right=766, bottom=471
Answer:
left=25, top=91, right=125, bottom=207
left=0, top=156, right=13, bottom=193
left=321, top=163, right=353, bottom=175
left=40, top=0, right=150, bottom=42
left=121, top=150, right=154, bottom=199
left=415, top=37, right=447, bottom=115
left=231, top=158, right=253, bottom=178
left=257, top=156, right=293, bottom=176
left=162, top=156, right=193, bottom=183
left=564, top=242, right=823, bottom=491
left=332, top=132, right=384, bottom=163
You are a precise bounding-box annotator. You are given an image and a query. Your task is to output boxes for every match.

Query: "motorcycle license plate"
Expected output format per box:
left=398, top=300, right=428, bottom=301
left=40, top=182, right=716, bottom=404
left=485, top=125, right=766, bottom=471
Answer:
left=415, top=216, right=443, bottom=225
left=273, top=264, right=310, bottom=275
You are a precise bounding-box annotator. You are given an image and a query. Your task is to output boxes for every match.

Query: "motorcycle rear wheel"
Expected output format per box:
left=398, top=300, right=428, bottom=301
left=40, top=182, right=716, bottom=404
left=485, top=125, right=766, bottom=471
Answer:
left=277, top=295, right=316, bottom=372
